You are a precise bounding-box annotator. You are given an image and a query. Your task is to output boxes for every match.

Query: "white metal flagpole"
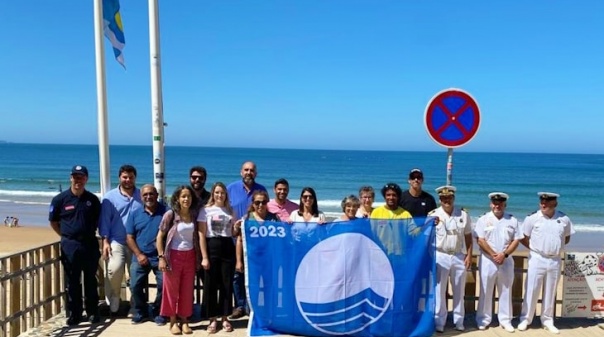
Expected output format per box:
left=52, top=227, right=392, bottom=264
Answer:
left=93, top=0, right=111, bottom=196
left=148, top=0, right=166, bottom=202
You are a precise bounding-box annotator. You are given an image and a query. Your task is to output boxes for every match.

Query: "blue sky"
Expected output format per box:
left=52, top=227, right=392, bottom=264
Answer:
left=1, top=1, right=602, bottom=154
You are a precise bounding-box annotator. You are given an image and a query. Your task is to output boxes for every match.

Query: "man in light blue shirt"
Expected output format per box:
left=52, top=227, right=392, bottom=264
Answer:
left=99, top=164, right=142, bottom=315
left=227, top=161, right=266, bottom=319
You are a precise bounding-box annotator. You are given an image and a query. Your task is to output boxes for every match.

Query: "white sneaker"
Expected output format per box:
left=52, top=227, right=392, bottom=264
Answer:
left=501, top=324, right=515, bottom=333
left=517, top=320, right=529, bottom=331
left=543, top=324, right=560, bottom=334
left=455, top=324, right=465, bottom=331
left=477, top=325, right=486, bottom=330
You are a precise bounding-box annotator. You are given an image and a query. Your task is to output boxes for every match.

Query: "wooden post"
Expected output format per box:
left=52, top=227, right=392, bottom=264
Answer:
left=464, top=254, right=478, bottom=314
left=42, top=246, right=52, bottom=321
left=512, top=255, right=525, bottom=316
left=9, top=256, right=21, bottom=337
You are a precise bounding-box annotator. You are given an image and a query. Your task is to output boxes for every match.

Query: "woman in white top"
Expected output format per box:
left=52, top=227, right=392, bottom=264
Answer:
left=356, top=186, right=375, bottom=218
left=289, top=187, right=325, bottom=240
left=335, top=195, right=361, bottom=222
left=156, top=185, right=200, bottom=335
left=197, top=182, right=236, bottom=334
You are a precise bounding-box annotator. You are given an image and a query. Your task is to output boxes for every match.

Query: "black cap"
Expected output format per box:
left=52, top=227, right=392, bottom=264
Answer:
left=409, top=168, right=423, bottom=179
left=71, top=165, right=89, bottom=177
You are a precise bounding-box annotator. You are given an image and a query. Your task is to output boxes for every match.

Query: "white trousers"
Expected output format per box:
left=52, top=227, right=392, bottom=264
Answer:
left=476, top=254, right=515, bottom=327
left=104, top=241, right=132, bottom=307
left=435, top=251, right=467, bottom=328
left=519, top=252, right=561, bottom=326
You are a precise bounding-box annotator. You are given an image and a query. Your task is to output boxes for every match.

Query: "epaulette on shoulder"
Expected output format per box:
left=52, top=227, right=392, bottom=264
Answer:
left=480, top=211, right=487, bottom=216
left=558, top=211, right=566, bottom=216
left=461, top=207, right=468, bottom=212
left=428, top=209, right=437, bottom=215
left=528, top=210, right=538, bottom=216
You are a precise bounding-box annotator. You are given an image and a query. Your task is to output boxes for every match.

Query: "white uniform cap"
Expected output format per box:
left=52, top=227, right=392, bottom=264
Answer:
left=488, top=192, right=509, bottom=201
left=538, top=192, right=560, bottom=200
left=435, top=185, right=456, bottom=196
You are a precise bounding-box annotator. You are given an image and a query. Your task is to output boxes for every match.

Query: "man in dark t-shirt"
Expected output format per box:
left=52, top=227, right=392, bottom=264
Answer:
left=49, top=165, right=101, bottom=326
left=399, top=168, right=437, bottom=217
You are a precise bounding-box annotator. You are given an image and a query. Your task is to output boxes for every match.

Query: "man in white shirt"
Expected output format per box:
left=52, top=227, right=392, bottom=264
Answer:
left=429, top=185, right=472, bottom=332
left=474, top=192, right=522, bottom=333
left=517, top=192, right=575, bottom=334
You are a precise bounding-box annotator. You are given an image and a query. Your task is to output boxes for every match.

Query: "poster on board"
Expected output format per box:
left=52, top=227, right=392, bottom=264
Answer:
left=562, top=252, right=604, bottom=318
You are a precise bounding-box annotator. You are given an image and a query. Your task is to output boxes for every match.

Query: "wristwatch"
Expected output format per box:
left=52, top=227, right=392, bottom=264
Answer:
left=158, top=254, right=164, bottom=259
left=504, top=253, right=509, bottom=258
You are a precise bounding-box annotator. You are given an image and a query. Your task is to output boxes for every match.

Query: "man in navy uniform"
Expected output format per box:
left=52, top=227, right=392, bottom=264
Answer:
left=49, top=165, right=102, bottom=326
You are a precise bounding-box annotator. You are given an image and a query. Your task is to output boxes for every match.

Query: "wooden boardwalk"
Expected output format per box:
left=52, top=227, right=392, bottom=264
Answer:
left=16, top=311, right=604, bottom=337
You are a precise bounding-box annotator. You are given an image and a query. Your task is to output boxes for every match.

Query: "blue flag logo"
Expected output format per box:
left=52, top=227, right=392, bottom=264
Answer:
left=244, top=218, right=436, bottom=337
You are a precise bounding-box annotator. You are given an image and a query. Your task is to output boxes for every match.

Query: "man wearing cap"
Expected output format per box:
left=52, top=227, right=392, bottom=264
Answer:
left=49, top=165, right=101, bottom=325
left=429, top=185, right=472, bottom=332
left=99, top=164, right=142, bottom=315
left=517, top=192, right=575, bottom=334
left=474, top=192, right=522, bottom=332
left=399, top=168, right=437, bottom=218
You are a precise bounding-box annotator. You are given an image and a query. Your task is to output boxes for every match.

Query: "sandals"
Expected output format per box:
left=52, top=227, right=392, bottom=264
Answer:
left=206, top=320, right=218, bottom=334
left=181, top=323, right=193, bottom=335
left=222, top=320, right=234, bottom=332
left=170, top=323, right=182, bottom=335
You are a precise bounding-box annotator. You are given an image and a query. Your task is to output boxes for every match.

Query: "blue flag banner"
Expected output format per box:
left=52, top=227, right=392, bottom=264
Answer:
left=243, top=218, right=436, bottom=337
left=102, top=0, right=126, bottom=67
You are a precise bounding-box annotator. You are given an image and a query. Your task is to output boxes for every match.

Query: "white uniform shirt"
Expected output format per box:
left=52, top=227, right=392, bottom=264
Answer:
left=474, top=211, right=523, bottom=254
left=197, top=206, right=234, bottom=238
left=522, top=210, right=575, bottom=256
left=430, top=206, right=472, bottom=254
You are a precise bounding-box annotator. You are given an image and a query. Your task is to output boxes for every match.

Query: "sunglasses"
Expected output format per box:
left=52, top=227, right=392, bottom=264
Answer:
left=253, top=200, right=268, bottom=206
left=190, top=175, right=205, bottom=181
left=410, top=175, right=423, bottom=180
left=301, top=195, right=314, bottom=200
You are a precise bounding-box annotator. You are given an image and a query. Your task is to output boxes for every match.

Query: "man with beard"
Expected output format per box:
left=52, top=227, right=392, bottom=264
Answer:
left=126, top=184, right=167, bottom=325
left=49, top=165, right=101, bottom=325
left=99, top=164, right=142, bottom=315
left=474, top=192, right=522, bottom=333
left=430, top=185, right=472, bottom=332
left=189, top=166, right=211, bottom=206
left=399, top=168, right=437, bottom=218
left=370, top=183, right=413, bottom=255
left=227, top=161, right=267, bottom=319
left=267, top=178, right=298, bottom=220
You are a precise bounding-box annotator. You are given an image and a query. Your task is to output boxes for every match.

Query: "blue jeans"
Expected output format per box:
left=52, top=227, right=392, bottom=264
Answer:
left=233, top=270, right=247, bottom=311
left=130, top=256, right=163, bottom=317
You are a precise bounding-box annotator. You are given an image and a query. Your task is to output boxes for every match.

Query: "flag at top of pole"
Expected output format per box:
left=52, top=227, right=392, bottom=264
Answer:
left=102, top=0, right=126, bottom=67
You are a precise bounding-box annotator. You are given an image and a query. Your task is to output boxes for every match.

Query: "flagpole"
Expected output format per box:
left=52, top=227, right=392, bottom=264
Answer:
left=94, top=0, right=111, bottom=196
left=148, top=0, right=166, bottom=202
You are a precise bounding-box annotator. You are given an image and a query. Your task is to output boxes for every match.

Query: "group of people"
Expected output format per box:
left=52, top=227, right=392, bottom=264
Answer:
left=48, top=163, right=574, bottom=335
left=4, top=215, right=19, bottom=227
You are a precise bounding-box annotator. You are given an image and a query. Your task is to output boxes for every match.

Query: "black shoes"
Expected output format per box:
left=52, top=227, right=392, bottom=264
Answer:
left=88, top=314, right=100, bottom=324
left=66, top=316, right=82, bottom=326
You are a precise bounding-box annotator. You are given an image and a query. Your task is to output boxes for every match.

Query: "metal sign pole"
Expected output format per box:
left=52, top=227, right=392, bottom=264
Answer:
left=446, top=148, right=453, bottom=186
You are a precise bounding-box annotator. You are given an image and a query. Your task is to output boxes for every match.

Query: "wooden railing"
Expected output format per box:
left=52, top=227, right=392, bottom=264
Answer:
left=0, top=242, right=64, bottom=337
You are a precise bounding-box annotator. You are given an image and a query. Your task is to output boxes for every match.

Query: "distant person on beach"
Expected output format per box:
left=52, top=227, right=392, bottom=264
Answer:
left=335, top=194, right=360, bottom=222
left=267, top=178, right=298, bottom=220
left=126, top=184, right=167, bottom=325
left=399, top=168, right=437, bottom=218
left=517, top=192, right=575, bottom=334
left=189, top=166, right=211, bottom=206
left=429, top=185, right=472, bottom=332
left=369, top=183, right=412, bottom=255
left=198, top=182, right=239, bottom=334
left=474, top=192, right=522, bottom=333
left=49, top=165, right=101, bottom=325
left=227, top=161, right=267, bottom=320
left=156, top=185, right=200, bottom=335
left=99, top=164, right=142, bottom=315
left=356, top=186, right=375, bottom=218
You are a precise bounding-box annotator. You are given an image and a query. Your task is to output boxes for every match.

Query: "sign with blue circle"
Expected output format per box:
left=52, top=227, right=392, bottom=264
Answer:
left=424, top=88, right=481, bottom=148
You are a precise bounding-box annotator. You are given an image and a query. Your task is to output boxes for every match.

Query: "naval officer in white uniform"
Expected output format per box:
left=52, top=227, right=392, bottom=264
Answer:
left=517, top=192, right=575, bottom=334
left=429, top=185, right=472, bottom=332
left=474, top=192, right=522, bottom=333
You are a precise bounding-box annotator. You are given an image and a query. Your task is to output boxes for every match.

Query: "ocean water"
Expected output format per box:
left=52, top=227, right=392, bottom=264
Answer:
left=0, top=143, right=602, bottom=231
